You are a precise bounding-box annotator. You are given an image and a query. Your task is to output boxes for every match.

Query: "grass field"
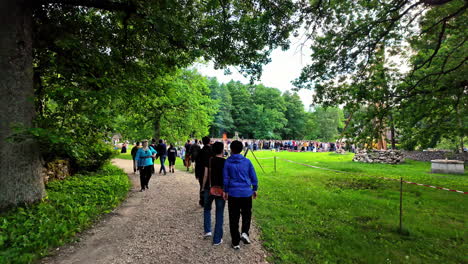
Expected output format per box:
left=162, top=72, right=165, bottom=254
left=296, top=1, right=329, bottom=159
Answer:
left=248, top=151, right=467, bottom=263
left=118, top=150, right=467, bottom=263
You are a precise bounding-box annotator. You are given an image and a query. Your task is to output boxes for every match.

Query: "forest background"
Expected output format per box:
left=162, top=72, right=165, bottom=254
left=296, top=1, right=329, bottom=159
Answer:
left=1, top=0, right=466, bottom=210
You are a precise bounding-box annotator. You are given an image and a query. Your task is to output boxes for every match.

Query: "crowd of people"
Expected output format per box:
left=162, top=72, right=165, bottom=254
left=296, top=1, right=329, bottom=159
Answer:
left=127, top=136, right=354, bottom=250
left=130, top=137, right=258, bottom=250
left=210, top=139, right=353, bottom=153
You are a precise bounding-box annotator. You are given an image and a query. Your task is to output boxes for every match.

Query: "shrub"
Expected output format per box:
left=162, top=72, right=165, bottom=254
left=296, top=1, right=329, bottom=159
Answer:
left=0, top=164, right=130, bottom=264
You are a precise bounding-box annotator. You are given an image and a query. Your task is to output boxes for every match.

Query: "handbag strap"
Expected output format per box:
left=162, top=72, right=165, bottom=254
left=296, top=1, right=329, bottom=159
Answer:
left=208, top=157, right=212, bottom=187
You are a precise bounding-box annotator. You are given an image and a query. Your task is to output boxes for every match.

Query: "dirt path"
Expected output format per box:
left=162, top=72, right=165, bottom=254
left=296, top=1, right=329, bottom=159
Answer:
left=41, top=159, right=269, bottom=264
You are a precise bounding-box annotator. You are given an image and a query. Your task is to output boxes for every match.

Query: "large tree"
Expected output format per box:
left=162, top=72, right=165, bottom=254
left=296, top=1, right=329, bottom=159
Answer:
left=294, top=0, right=467, bottom=150
left=208, top=78, right=234, bottom=138
left=0, top=0, right=297, bottom=210
left=281, top=91, right=307, bottom=139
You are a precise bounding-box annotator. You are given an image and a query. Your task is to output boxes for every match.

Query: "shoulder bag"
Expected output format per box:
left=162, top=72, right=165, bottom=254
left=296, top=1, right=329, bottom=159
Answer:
left=209, top=158, right=223, bottom=197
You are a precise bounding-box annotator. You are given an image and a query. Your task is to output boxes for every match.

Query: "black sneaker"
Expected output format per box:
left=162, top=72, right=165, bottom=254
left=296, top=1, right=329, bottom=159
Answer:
left=231, top=244, right=240, bottom=250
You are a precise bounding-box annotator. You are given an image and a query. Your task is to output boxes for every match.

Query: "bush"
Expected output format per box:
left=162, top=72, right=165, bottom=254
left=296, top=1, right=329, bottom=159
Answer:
left=8, top=126, right=117, bottom=172
left=0, top=164, right=131, bottom=264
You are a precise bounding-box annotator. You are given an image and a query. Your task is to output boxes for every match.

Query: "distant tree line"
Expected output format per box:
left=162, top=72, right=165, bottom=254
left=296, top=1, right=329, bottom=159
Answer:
left=207, top=78, right=344, bottom=141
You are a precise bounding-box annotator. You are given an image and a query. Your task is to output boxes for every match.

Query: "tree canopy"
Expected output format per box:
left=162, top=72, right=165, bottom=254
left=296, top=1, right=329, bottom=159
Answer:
left=1, top=0, right=299, bottom=209
left=294, top=0, right=467, bottom=150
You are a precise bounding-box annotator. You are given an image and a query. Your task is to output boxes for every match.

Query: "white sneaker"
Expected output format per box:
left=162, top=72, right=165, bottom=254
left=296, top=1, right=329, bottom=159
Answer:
left=213, top=239, right=223, bottom=246
left=203, top=232, right=212, bottom=239
left=240, top=233, right=251, bottom=244
left=232, top=244, right=240, bottom=250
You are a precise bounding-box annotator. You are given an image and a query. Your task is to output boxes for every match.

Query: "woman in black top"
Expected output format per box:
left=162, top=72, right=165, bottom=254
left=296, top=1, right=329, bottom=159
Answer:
left=202, top=142, right=226, bottom=245
left=167, top=143, right=177, bottom=173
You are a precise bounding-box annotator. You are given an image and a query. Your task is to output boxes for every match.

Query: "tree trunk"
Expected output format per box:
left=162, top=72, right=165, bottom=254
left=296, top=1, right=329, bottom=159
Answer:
left=153, top=116, right=161, bottom=141
left=389, top=114, right=396, bottom=149
left=0, top=0, right=45, bottom=211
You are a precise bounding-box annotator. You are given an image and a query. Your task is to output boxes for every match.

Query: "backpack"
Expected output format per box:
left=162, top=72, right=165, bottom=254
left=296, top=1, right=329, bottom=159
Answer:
left=191, top=144, right=201, bottom=160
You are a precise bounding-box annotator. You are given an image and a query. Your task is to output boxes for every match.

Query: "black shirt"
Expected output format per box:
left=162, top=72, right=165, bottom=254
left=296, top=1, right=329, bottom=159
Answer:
left=167, top=147, right=177, bottom=159
left=195, top=145, right=213, bottom=179
left=157, top=143, right=167, bottom=156
left=209, top=157, right=225, bottom=188
left=184, top=143, right=192, bottom=154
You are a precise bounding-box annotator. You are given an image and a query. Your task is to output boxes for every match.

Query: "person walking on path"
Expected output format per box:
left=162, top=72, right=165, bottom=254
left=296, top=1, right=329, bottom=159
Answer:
left=201, top=142, right=226, bottom=245
left=157, top=139, right=167, bottom=175
left=149, top=139, right=158, bottom=174
left=130, top=142, right=141, bottom=173
left=223, top=140, right=258, bottom=250
left=190, top=139, right=201, bottom=173
left=134, top=140, right=157, bottom=191
left=184, top=140, right=192, bottom=171
left=167, top=143, right=177, bottom=173
left=195, top=137, right=213, bottom=207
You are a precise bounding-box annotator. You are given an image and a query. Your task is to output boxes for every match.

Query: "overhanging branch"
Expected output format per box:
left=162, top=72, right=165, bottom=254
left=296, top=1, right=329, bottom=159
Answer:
left=36, top=0, right=136, bottom=13
left=423, top=0, right=456, bottom=5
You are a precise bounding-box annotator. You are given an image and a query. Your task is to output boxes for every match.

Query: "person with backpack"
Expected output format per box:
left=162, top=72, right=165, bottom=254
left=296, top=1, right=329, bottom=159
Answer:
left=149, top=139, right=158, bottom=174
left=167, top=143, right=177, bottom=173
left=190, top=139, right=201, bottom=173
left=223, top=140, right=258, bottom=250
left=195, top=137, right=212, bottom=207
left=134, top=140, right=157, bottom=191
left=130, top=142, right=141, bottom=173
left=184, top=140, right=192, bottom=171
left=156, top=139, right=167, bottom=175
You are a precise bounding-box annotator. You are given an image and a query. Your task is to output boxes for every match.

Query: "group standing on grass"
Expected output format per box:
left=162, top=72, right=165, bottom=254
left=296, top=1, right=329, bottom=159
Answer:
left=131, top=136, right=259, bottom=250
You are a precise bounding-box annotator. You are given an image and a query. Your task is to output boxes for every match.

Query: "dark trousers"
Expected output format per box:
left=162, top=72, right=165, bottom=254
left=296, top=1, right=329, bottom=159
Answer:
left=228, top=196, right=252, bottom=246
left=195, top=164, right=205, bottom=206
left=140, top=165, right=152, bottom=189
left=168, top=157, right=175, bottom=166
left=198, top=177, right=204, bottom=206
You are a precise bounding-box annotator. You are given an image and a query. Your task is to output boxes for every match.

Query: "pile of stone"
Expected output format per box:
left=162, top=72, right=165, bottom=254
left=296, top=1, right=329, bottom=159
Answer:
left=353, top=149, right=404, bottom=164
left=335, top=148, right=346, bottom=154
left=42, top=159, right=71, bottom=184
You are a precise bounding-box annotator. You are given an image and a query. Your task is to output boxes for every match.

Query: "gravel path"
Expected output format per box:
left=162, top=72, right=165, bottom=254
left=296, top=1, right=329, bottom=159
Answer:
left=42, top=159, right=269, bottom=264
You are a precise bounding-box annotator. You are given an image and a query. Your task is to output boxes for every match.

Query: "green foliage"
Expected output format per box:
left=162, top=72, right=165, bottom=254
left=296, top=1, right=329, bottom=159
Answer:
left=0, top=164, right=130, bottom=264
left=294, top=0, right=467, bottom=150
left=304, top=106, right=344, bottom=141
left=208, top=78, right=234, bottom=137
left=397, top=1, right=468, bottom=151
left=282, top=92, right=307, bottom=139
left=114, top=69, right=217, bottom=143
left=251, top=151, right=467, bottom=263
left=28, top=0, right=299, bottom=169
left=209, top=81, right=310, bottom=139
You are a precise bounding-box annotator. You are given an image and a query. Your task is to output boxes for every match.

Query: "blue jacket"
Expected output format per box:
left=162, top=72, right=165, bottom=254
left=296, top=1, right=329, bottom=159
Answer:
left=223, top=154, right=258, bottom=197
left=135, top=147, right=157, bottom=167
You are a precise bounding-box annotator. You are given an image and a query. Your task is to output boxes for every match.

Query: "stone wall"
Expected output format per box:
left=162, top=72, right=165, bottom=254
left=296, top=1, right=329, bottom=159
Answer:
left=353, top=149, right=404, bottom=164
left=402, top=151, right=467, bottom=162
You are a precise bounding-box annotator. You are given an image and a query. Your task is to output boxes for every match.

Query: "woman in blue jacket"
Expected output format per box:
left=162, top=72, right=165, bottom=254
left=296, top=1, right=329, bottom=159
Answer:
left=223, top=140, right=258, bottom=250
left=135, top=140, right=157, bottom=191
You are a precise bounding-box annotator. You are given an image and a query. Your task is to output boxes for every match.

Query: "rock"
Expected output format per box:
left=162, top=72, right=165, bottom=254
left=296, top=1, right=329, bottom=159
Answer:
left=353, top=149, right=404, bottom=164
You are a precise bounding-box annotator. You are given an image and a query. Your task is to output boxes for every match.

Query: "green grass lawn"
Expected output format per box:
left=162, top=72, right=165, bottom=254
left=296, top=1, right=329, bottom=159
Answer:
left=116, top=151, right=133, bottom=160
left=248, top=151, right=467, bottom=264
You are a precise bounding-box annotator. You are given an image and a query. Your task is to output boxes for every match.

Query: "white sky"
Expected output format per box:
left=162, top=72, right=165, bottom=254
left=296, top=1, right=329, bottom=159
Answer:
left=194, top=39, right=315, bottom=111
